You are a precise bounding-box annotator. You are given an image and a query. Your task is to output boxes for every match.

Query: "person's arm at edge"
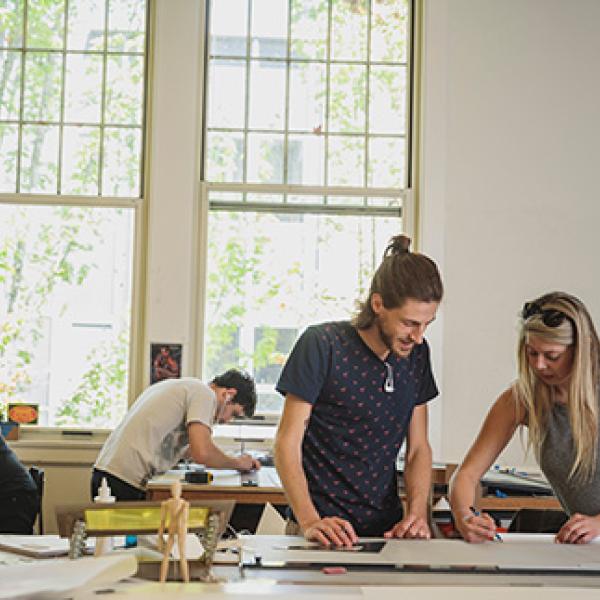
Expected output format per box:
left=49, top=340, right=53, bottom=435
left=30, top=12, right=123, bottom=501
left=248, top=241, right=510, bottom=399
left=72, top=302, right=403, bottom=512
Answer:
left=274, top=394, right=358, bottom=547
left=449, top=388, right=523, bottom=542
left=384, top=403, right=432, bottom=539
left=187, top=422, right=260, bottom=471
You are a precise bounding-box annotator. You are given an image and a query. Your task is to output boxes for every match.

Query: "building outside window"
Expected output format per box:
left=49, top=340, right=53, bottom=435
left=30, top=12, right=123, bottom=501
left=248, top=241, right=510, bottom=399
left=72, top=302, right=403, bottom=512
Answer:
left=0, top=0, right=147, bottom=428
left=202, top=0, right=413, bottom=415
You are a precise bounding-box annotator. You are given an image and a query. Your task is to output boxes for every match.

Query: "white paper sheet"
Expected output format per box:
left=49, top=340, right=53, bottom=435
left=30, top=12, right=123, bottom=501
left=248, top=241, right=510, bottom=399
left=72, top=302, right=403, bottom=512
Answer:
left=209, top=469, right=240, bottom=476
left=0, top=535, right=70, bottom=558
left=258, top=469, right=281, bottom=487
left=0, top=535, right=96, bottom=558
left=256, top=502, right=286, bottom=535
left=500, top=532, right=600, bottom=544
left=0, top=552, right=137, bottom=600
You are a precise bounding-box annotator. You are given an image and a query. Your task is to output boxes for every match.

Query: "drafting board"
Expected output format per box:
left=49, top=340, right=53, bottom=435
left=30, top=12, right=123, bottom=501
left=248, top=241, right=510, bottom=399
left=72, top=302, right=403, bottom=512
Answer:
left=240, top=535, right=600, bottom=574
left=481, top=470, right=552, bottom=495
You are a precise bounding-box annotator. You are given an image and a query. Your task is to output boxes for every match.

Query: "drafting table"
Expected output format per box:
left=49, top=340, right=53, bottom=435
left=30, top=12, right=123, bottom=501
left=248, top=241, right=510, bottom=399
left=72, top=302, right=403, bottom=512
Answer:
left=147, top=466, right=561, bottom=516
left=146, top=465, right=443, bottom=505
left=4, top=535, right=600, bottom=599
left=478, top=495, right=561, bottom=511
left=146, top=467, right=286, bottom=505
left=477, top=469, right=559, bottom=510
left=73, top=534, right=600, bottom=598
left=481, top=469, right=551, bottom=494
left=236, top=534, right=600, bottom=587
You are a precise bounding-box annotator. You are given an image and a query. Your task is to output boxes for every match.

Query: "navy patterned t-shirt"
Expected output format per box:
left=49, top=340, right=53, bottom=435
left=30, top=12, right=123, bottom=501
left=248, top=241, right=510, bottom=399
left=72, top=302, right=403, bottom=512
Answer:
left=276, top=321, right=438, bottom=536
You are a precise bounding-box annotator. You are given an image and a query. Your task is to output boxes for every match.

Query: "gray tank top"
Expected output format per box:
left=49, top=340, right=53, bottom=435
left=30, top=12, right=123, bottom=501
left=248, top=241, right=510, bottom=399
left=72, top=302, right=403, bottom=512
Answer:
left=539, top=402, right=600, bottom=516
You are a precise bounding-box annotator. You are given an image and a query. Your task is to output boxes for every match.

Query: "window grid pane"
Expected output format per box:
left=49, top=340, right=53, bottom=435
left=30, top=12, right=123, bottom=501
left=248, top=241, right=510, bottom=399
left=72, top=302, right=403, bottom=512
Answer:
left=203, top=1, right=412, bottom=412
left=0, top=3, right=145, bottom=429
left=0, top=204, right=134, bottom=428
left=205, top=0, right=410, bottom=195
left=0, top=2, right=147, bottom=197
left=203, top=202, right=402, bottom=412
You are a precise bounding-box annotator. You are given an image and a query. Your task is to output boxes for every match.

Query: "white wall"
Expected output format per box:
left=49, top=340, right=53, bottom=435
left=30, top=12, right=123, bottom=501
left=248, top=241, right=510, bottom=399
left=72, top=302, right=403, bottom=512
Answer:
left=421, top=0, right=600, bottom=464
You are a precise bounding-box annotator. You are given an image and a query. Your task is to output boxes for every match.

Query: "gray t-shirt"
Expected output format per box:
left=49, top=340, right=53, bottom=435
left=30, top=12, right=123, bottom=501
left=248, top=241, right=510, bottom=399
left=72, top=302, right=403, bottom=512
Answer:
left=95, top=377, right=216, bottom=489
left=539, top=402, right=600, bottom=516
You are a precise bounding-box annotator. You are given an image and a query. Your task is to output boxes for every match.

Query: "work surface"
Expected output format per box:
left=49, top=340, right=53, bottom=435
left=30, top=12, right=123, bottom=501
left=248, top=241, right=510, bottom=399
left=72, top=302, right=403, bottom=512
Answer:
left=146, top=467, right=284, bottom=504
left=77, top=582, right=600, bottom=600
left=80, top=534, right=600, bottom=599
left=4, top=534, right=600, bottom=599
left=239, top=533, right=600, bottom=571
left=232, top=533, right=600, bottom=589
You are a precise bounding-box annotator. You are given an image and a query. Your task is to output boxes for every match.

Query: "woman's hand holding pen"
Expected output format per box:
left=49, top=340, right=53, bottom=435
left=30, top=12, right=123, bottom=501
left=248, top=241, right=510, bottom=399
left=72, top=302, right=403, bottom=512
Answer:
left=455, top=507, right=499, bottom=543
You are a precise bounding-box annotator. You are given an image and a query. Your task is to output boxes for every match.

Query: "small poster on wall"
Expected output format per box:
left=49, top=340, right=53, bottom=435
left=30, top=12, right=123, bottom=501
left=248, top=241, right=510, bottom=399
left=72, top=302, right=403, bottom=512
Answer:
left=7, top=402, right=39, bottom=425
left=150, top=343, right=182, bottom=384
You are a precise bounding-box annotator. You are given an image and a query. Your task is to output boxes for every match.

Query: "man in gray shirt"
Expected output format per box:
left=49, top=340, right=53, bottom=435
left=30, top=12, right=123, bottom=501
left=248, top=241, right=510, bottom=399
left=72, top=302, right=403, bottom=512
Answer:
left=92, top=369, right=260, bottom=500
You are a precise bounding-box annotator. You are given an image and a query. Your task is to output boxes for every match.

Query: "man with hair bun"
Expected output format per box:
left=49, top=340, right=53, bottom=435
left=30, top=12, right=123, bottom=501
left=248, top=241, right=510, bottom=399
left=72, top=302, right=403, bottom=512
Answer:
left=275, top=234, right=443, bottom=546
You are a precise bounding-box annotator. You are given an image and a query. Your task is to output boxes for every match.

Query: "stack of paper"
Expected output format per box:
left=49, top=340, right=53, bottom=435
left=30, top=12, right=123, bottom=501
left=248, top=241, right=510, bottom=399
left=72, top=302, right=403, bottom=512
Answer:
left=0, top=553, right=137, bottom=600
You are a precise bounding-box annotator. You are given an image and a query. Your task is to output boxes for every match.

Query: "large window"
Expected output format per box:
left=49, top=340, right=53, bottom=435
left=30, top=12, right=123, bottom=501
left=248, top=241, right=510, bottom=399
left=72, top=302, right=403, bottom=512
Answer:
left=202, top=0, right=413, bottom=413
left=0, top=0, right=147, bottom=427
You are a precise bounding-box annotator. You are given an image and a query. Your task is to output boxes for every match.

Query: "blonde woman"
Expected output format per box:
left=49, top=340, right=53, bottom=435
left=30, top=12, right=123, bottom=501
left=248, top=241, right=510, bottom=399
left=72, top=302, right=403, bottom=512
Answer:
left=450, top=292, right=600, bottom=544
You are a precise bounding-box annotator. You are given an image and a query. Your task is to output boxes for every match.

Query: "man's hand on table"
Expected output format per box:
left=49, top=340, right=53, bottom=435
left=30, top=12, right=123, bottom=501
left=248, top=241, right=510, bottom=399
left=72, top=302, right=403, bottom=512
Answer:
left=384, top=513, right=431, bottom=539
left=302, top=516, right=359, bottom=548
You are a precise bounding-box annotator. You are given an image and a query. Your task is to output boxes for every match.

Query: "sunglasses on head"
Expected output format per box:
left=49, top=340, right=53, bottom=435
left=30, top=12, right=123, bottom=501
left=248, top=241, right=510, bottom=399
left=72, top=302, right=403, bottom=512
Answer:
left=521, top=302, right=568, bottom=328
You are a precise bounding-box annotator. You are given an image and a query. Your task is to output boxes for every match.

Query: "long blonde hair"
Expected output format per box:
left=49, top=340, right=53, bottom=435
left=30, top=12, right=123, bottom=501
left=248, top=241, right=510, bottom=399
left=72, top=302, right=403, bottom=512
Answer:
left=514, top=292, right=600, bottom=481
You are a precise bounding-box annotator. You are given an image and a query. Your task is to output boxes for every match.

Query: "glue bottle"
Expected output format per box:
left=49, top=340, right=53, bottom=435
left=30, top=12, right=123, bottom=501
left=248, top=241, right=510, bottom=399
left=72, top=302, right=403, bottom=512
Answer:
left=94, top=477, right=116, bottom=556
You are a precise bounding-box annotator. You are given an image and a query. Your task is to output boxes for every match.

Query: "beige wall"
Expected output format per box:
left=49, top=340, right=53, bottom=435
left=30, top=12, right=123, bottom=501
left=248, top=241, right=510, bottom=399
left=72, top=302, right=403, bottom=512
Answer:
left=421, top=0, right=600, bottom=464
left=12, top=438, right=104, bottom=534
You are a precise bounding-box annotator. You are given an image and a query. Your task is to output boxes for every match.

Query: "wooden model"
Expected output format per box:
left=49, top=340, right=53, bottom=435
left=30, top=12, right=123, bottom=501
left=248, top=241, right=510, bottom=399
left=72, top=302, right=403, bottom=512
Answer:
left=158, top=479, right=190, bottom=582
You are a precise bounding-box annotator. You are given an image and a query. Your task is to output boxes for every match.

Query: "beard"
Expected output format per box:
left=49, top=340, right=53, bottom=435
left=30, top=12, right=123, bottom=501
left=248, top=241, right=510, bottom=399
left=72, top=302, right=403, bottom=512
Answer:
left=376, top=316, right=414, bottom=358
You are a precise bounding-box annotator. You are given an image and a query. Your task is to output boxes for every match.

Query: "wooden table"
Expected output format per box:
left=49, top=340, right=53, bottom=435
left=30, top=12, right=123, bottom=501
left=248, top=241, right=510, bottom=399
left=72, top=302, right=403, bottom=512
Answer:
left=479, top=495, right=561, bottom=511
left=146, top=465, right=458, bottom=505
left=147, top=465, right=561, bottom=515
left=146, top=467, right=287, bottom=505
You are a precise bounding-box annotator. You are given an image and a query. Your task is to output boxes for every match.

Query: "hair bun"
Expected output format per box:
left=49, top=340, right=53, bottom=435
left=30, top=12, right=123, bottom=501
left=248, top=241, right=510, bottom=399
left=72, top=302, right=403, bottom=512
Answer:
left=384, top=234, right=411, bottom=258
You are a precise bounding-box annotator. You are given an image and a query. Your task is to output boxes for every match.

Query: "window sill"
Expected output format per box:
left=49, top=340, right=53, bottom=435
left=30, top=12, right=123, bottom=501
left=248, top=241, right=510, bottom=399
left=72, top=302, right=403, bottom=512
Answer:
left=8, top=426, right=110, bottom=451
left=9, top=438, right=105, bottom=451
